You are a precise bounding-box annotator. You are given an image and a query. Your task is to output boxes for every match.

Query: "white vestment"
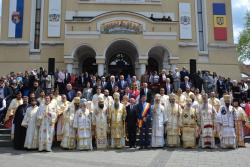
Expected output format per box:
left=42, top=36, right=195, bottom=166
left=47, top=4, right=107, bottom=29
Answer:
left=37, top=103, right=57, bottom=151
left=22, top=105, right=39, bottom=149
left=73, top=108, right=92, bottom=150
left=151, top=104, right=166, bottom=147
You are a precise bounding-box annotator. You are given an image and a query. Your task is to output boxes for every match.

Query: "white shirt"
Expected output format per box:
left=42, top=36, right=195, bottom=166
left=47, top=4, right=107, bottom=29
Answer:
left=0, top=99, right=6, bottom=111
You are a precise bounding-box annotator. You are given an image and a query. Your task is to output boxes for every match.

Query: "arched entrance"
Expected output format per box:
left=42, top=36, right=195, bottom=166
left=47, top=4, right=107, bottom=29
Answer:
left=74, top=45, right=97, bottom=75
left=82, top=57, right=97, bottom=74
left=105, top=40, right=138, bottom=76
left=147, top=46, right=170, bottom=73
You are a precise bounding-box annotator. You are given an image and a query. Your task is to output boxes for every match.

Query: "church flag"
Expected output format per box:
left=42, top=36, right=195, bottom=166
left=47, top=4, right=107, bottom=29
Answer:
left=8, top=0, right=24, bottom=38
left=213, top=3, right=227, bottom=41
left=179, top=3, right=192, bottom=39
left=48, top=0, right=61, bottom=37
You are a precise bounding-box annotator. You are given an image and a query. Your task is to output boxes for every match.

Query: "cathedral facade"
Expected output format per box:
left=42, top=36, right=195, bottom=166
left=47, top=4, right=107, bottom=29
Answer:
left=0, top=0, right=240, bottom=79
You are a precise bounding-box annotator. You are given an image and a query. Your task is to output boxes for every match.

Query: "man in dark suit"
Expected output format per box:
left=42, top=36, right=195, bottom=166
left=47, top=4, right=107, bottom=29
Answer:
left=137, top=95, right=151, bottom=149
left=126, top=98, right=138, bottom=148
left=13, top=96, right=29, bottom=150
left=77, top=73, right=85, bottom=88
left=140, top=82, right=152, bottom=103
left=164, top=78, right=173, bottom=95
left=117, top=75, right=128, bottom=92
left=216, top=76, right=226, bottom=99
left=101, top=76, right=107, bottom=90
left=66, top=83, right=76, bottom=102
left=180, top=76, right=192, bottom=92
left=64, top=70, right=71, bottom=85
left=0, top=78, right=12, bottom=106
left=106, top=75, right=117, bottom=93
left=180, top=67, right=189, bottom=82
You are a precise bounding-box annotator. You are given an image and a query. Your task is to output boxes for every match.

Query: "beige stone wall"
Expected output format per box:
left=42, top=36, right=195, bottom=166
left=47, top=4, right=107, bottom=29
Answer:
left=0, top=0, right=241, bottom=80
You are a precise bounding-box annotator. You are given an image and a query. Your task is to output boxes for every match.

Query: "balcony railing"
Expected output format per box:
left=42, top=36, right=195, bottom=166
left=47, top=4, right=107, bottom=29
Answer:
left=78, top=0, right=161, bottom=5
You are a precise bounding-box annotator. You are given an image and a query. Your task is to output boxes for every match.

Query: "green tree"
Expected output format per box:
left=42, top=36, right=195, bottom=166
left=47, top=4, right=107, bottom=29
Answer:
left=237, top=11, right=250, bottom=63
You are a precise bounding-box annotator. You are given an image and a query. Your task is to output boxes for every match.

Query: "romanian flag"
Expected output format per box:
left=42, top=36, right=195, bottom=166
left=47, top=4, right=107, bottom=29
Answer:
left=213, top=3, right=227, bottom=41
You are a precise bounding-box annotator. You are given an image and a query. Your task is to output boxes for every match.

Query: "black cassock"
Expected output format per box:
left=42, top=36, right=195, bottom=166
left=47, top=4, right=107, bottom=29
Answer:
left=13, top=104, right=29, bottom=149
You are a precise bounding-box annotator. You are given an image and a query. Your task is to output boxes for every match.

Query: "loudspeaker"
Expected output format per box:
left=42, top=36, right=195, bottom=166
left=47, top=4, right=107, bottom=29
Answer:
left=190, top=59, right=197, bottom=74
left=48, top=58, right=55, bottom=75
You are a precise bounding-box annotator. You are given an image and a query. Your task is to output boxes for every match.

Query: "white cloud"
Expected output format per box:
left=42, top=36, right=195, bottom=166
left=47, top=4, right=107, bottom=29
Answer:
left=232, top=0, right=250, bottom=44
left=233, top=0, right=250, bottom=10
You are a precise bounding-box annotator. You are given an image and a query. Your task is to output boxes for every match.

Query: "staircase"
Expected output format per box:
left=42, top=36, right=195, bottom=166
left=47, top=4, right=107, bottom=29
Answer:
left=0, top=128, right=12, bottom=147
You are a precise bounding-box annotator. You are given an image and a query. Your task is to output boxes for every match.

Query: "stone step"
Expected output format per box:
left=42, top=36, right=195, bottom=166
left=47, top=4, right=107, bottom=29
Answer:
left=0, top=134, right=11, bottom=140
left=0, top=128, right=11, bottom=134
left=0, top=140, right=12, bottom=147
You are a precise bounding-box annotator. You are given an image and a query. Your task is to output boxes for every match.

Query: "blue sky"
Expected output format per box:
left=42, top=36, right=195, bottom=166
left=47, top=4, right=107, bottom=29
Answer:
left=0, top=0, right=249, bottom=44
left=232, top=0, right=250, bottom=43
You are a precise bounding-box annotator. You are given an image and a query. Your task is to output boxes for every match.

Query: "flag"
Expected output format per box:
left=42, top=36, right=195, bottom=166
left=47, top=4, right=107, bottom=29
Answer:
left=213, top=3, right=227, bottom=41
left=8, top=0, right=24, bottom=38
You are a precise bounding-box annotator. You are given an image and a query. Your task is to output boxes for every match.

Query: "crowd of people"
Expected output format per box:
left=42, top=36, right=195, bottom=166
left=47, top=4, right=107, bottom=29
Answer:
left=0, top=66, right=250, bottom=152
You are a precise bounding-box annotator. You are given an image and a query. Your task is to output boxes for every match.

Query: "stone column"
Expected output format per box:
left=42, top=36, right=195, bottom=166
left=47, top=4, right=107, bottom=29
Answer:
left=137, top=56, right=148, bottom=78
left=139, top=64, right=146, bottom=76
left=66, top=63, right=73, bottom=74
left=64, top=56, right=74, bottom=74
left=96, top=55, right=105, bottom=76
left=98, top=64, right=104, bottom=76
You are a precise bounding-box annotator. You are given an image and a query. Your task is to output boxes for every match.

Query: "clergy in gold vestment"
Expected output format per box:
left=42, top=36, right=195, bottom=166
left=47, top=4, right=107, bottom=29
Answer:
left=92, top=96, right=108, bottom=149
left=175, top=89, right=186, bottom=109
left=4, top=92, right=23, bottom=129
left=181, top=98, right=198, bottom=148
left=166, top=93, right=182, bottom=147
left=197, top=93, right=215, bottom=148
left=37, top=96, right=57, bottom=152
left=110, top=93, right=126, bottom=148
left=232, top=99, right=250, bottom=147
left=61, top=97, right=80, bottom=149
left=56, top=95, right=70, bottom=142
left=73, top=99, right=93, bottom=150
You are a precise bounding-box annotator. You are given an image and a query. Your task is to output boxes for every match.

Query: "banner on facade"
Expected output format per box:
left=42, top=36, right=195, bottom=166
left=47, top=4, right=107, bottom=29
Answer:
left=48, top=0, right=61, bottom=37
left=179, top=3, right=192, bottom=39
left=8, top=0, right=24, bottom=38
left=213, top=3, right=227, bottom=41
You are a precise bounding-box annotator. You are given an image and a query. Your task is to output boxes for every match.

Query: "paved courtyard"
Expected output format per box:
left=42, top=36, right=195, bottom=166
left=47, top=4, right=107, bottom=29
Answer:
left=0, top=145, right=250, bottom=167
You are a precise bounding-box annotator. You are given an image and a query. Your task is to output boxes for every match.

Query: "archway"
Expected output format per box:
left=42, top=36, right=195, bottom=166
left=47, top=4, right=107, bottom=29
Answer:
left=105, top=40, right=139, bottom=76
left=74, top=45, right=97, bottom=75
left=147, top=46, right=170, bottom=73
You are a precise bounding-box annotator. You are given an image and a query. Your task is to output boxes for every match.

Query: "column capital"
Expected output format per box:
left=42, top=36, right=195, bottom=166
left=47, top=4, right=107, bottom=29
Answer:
left=96, top=56, right=105, bottom=64
left=64, top=58, right=74, bottom=64
left=138, top=57, right=148, bottom=64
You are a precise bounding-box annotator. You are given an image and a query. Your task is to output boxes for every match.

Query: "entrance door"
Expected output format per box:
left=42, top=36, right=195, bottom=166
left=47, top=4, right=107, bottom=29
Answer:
left=82, top=57, right=97, bottom=74
left=147, top=57, right=159, bottom=74
left=108, top=53, right=134, bottom=76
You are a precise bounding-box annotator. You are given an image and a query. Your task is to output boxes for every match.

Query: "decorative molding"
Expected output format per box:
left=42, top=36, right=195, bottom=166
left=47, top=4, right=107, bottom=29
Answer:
left=198, top=55, right=209, bottom=63
left=178, top=42, right=198, bottom=47
left=0, top=40, right=29, bottom=45
left=64, top=55, right=73, bottom=59
left=209, top=43, right=236, bottom=48
left=65, top=10, right=175, bottom=21
left=65, top=31, right=101, bottom=39
left=41, top=41, right=64, bottom=45
left=169, top=56, right=179, bottom=60
left=143, top=32, right=177, bottom=40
